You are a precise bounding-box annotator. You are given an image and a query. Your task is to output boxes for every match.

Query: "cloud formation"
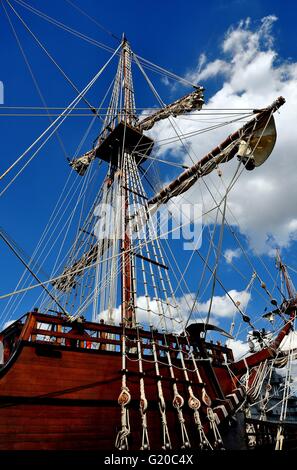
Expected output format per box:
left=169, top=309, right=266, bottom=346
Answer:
left=224, top=247, right=242, bottom=264
left=196, top=289, right=251, bottom=318
left=98, top=289, right=251, bottom=332
left=152, top=16, right=297, bottom=253
left=227, top=338, right=249, bottom=360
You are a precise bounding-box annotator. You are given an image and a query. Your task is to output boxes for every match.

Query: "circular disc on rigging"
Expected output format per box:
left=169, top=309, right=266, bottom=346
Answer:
left=249, top=115, right=277, bottom=167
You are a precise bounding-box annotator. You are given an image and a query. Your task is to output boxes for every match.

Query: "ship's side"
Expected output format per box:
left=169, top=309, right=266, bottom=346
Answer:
left=0, top=312, right=244, bottom=450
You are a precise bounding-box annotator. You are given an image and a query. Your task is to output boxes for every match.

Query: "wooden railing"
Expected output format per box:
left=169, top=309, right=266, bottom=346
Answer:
left=245, top=418, right=297, bottom=450
left=1, top=311, right=234, bottom=363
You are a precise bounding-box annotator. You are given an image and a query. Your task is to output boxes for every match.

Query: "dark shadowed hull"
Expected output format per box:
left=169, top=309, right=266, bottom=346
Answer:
left=0, top=338, right=243, bottom=450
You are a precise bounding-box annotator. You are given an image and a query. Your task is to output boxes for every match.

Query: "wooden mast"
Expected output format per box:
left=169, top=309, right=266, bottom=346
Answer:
left=121, top=36, right=136, bottom=328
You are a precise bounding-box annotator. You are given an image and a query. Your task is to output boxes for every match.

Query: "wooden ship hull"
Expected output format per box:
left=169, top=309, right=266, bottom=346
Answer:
left=0, top=312, right=246, bottom=450
left=0, top=22, right=293, bottom=452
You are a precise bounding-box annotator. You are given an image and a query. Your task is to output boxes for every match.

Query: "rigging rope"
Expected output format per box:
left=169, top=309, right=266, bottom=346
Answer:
left=6, top=0, right=101, bottom=119
left=204, top=193, right=228, bottom=331
left=0, top=42, right=121, bottom=189
left=2, top=1, right=69, bottom=161
left=64, top=0, right=121, bottom=42
left=115, top=332, right=131, bottom=450
left=12, top=0, right=199, bottom=87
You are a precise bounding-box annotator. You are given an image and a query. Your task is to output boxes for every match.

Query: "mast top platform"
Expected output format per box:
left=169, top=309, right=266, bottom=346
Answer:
left=95, top=121, right=154, bottom=166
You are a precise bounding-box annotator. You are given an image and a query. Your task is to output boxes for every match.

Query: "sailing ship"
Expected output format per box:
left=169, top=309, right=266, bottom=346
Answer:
left=0, top=3, right=296, bottom=452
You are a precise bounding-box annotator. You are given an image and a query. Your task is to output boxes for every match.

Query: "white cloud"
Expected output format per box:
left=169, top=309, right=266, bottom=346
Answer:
left=227, top=338, right=249, bottom=360
left=98, top=289, right=250, bottom=331
left=99, top=295, right=186, bottom=332
left=187, top=59, right=230, bottom=82
left=161, top=76, right=170, bottom=86
left=151, top=16, right=297, bottom=254
left=224, top=247, right=242, bottom=264
left=197, top=289, right=251, bottom=318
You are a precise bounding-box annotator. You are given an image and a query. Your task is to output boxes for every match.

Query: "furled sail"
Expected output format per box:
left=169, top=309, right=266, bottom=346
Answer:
left=69, top=150, right=95, bottom=176
left=52, top=245, right=98, bottom=292
left=52, top=239, right=112, bottom=292
left=147, top=97, right=285, bottom=209
left=137, top=87, right=204, bottom=132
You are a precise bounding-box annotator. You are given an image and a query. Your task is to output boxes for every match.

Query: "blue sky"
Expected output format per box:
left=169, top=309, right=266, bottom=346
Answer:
left=1, top=0, right=297, bottom=354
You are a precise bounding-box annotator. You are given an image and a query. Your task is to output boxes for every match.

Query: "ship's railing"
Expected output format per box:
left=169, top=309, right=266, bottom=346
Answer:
left=0, top=311, right=234, bottom=365
left=245, top=418, right=297, bottom=450
left=0, top=312, right=29, bottom=338
left=0, top=313, right=29, bottom=364
left=20, top=312, right=122, bottom=352
left=25, top=312, right=188, bottom=355
left=204, top=340, right=234, bottom=363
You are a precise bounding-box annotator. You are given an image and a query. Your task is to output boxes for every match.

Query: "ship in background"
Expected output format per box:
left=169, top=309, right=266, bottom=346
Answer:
left=0, top=1, right=296, bottom=452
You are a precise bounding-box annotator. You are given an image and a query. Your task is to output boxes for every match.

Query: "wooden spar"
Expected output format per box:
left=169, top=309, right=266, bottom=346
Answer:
left=122, top=168, right=134, bottom=326
left=148, top=96, right=286, bottom=207
left=137, top=88, right=204, bottom=132
left=121, top=38, right=135, bottom=327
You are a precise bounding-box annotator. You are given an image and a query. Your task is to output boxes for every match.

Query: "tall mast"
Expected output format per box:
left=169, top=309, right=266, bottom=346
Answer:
left=121, top=36, right=136, bottom=327
left=122, top=35, right=137, bottom=126
left=276, top=249, right=296, bottom=300
left=62, top=36, right=154, bottom=325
